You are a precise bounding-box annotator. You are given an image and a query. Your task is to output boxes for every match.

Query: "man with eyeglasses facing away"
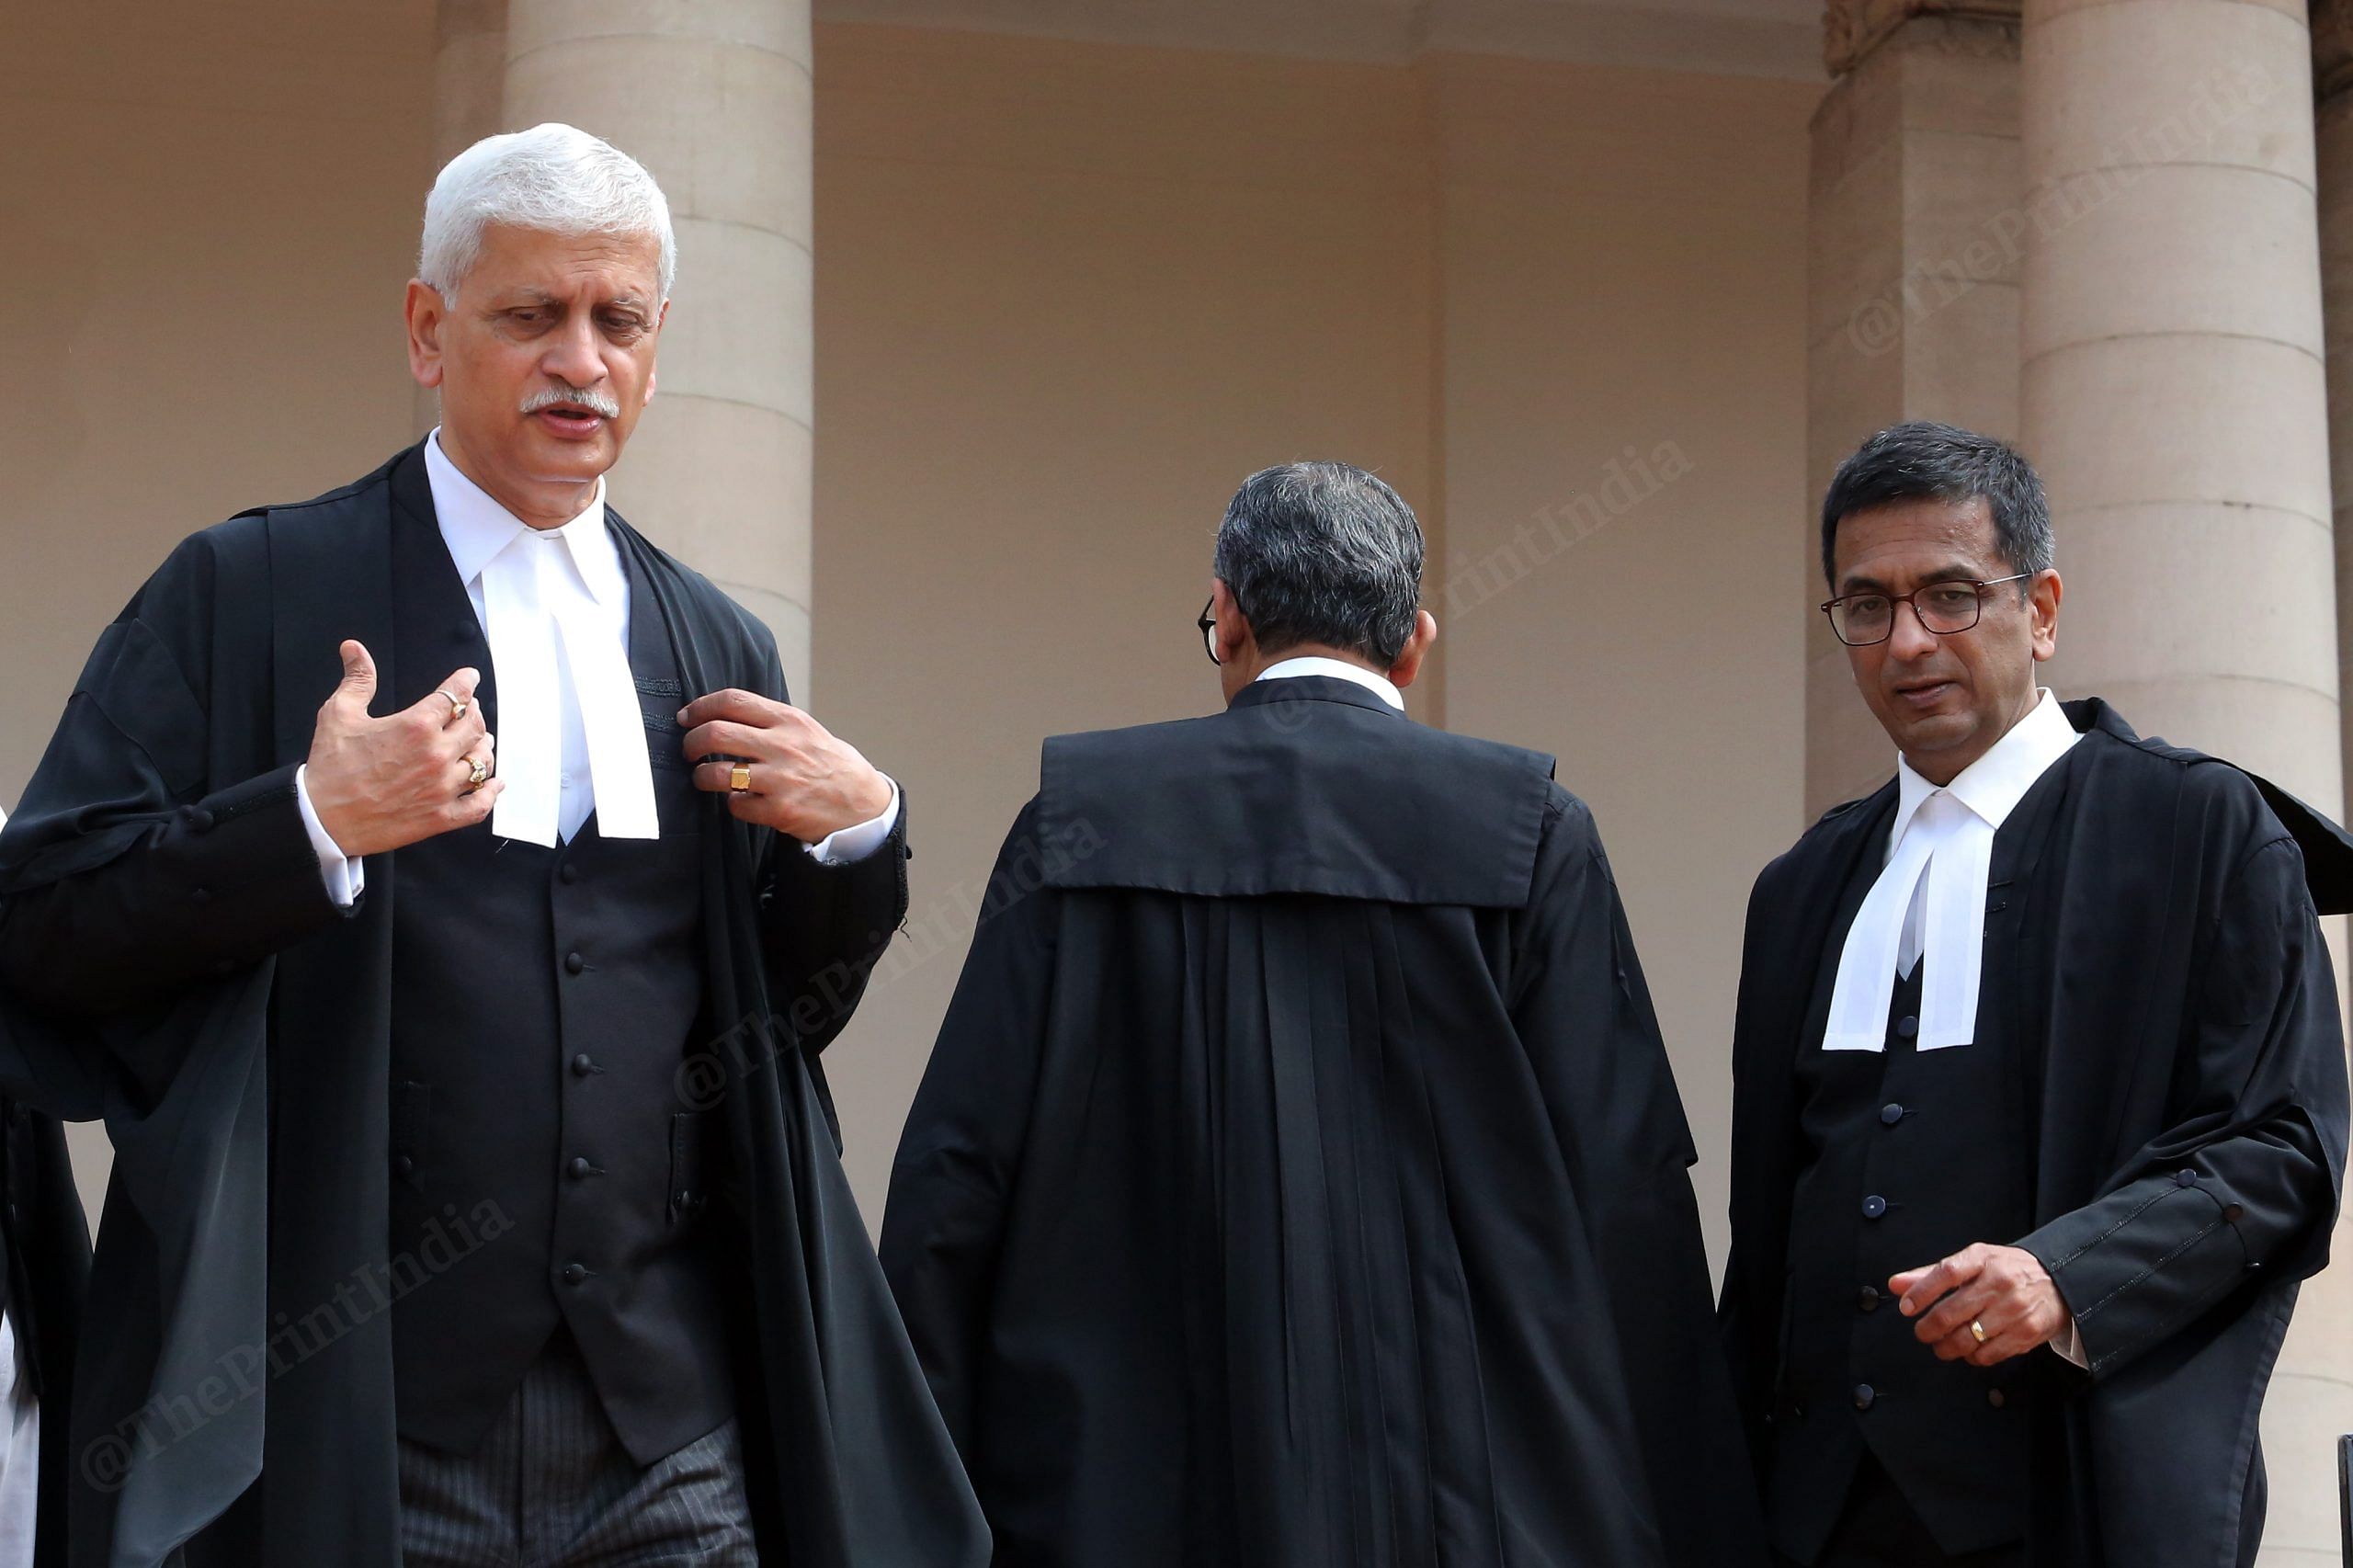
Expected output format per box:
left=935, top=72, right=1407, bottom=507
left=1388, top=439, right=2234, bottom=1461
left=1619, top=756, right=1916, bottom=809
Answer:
left=881, top=460, right=1765, bottom=1568
left=1719, top=421, right=2350, bottom=1568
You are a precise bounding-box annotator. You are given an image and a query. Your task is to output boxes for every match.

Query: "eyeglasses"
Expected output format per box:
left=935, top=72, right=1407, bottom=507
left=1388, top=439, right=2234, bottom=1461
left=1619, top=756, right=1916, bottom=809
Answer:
left=1199, top=597, right=1222, bottom=666
left=1820, top=574, right=2032, bottom=647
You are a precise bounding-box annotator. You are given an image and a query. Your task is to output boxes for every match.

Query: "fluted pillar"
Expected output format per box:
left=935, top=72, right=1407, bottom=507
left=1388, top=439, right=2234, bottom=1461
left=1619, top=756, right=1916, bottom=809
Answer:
left=415, top=0, right=509, bottom=440
left=503, top=0, right=816, bottom=692
left=2021, top=6, right=2347, bottom=1561
left=1805, top=0, right=2024, bottom=815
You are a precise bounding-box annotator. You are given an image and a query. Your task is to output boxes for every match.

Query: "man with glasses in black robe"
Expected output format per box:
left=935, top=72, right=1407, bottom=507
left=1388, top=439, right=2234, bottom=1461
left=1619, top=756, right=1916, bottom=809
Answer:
left=1720, top=421, right=2349, bottom=1568
left=881, top=460, right=1764, bottom=1568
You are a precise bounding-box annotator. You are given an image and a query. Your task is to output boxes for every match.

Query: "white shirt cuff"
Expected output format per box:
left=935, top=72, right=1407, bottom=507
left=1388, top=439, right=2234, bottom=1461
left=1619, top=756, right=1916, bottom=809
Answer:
left=806, top=778, right=900, bottom=865
left=294, top=765, right=365, bottom=908
left=2050, top=1319, right=2087, bottom=1369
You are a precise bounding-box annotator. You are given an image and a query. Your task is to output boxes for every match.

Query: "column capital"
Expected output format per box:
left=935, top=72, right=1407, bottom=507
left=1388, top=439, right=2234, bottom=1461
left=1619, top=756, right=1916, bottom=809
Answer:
left=2316, top=0, right=2353, bottom=105
left=1824, top=0, right=2021, bottom=75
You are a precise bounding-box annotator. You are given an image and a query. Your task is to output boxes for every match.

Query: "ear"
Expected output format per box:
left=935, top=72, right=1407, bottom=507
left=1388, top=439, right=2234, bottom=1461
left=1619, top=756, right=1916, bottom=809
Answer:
left=1211, top=578, right=1252, bottom=667
left=2029, top=568, right=2063, bottom=662
left=1388, top=609, right=1439, bottom=689
left=404, top=279, right=449, bottom=390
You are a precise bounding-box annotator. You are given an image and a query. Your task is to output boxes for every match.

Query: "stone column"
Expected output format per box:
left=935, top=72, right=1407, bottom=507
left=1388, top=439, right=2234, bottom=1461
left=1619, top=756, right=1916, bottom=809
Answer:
left=2323, top=1, right=2353, bottom=824
left=415, top=0, right=510, bottom=440
left=2021, top=6, right=2347, bottom=1562
left=1805, top=0, right=2024, bottom=816
left=504, top=0, right=817, bottom=693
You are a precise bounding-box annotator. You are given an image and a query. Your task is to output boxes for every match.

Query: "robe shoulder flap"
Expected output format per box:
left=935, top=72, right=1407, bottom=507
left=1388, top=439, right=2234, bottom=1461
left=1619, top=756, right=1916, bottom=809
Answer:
left=1035, top=677, right=1557, bottom=906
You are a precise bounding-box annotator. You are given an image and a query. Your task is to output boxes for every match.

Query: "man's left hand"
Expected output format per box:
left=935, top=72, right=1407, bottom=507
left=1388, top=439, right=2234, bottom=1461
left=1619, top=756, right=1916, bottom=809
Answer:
left=680, top=689, right=893, bottom=843
left=1891, top=1243, right=2071, bottom=1366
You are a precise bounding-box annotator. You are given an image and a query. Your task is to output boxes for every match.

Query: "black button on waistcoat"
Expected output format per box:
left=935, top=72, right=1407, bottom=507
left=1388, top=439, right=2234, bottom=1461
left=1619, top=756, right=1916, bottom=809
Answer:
left=1861, top=1194, right=1888, bottom=1220
left=1880, top=1103, right=1904, bottom=1126
left=1853, top=1384, right=1877, bottom=1411
left=564, top=951, right=585, bottom=975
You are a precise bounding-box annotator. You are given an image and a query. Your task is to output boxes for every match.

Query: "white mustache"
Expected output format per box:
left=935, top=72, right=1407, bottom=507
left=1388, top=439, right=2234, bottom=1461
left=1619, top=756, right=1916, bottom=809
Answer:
left=519, top=384, right=621, bottom=418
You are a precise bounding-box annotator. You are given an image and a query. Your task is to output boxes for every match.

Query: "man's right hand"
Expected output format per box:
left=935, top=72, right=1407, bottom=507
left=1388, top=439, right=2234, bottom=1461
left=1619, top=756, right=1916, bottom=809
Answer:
left=305, top=642, right=501, bottom=858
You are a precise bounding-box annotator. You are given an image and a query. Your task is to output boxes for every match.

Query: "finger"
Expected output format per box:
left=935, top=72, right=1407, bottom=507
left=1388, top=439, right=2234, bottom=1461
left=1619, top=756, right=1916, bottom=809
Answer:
left=335, top=641, right=379, bottom=708
left=1915, top=1278, right=2003, bottom=1346
left=1967, top=1321, right=2040, bottom=1367
left=409, top=668, right=482, bottom=726
left=1896, top=1245, right=1990, bottom=1317
left=681, top=720, right=773, bottom=765
left=441, top=710, right=492, bottom=758
left=447, top=777, right=503, bottom=826
left=678, top=688, right=786, bottom=732
left=692, top=760, right=760, bottom=796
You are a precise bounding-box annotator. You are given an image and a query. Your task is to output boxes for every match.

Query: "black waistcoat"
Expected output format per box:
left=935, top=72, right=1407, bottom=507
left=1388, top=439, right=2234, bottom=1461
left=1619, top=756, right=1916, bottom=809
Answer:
left=382, top=486, right=732, bottom=1466
left=1767, top=760, right=2075, bottom=1564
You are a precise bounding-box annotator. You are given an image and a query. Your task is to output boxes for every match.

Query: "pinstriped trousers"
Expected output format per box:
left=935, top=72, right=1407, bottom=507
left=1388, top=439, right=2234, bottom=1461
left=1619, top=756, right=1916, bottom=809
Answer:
left=396, top=1333, right=758, bottom=1567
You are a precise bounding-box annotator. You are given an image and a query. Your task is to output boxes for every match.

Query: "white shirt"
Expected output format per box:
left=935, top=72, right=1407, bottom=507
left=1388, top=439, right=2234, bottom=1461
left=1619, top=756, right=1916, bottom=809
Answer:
left=293, top=433, right=897, bottom=895
left=1254, top=655, right=1405, bottom=710
left=1824, top=687, right=2086, bottom=1364
left=0, top=815, right=36, bottom=1568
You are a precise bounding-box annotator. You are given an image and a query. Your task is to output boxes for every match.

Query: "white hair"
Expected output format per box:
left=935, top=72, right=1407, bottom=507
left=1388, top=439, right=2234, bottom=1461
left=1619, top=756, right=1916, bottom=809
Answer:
left=418, top=122, right=676, bottom=304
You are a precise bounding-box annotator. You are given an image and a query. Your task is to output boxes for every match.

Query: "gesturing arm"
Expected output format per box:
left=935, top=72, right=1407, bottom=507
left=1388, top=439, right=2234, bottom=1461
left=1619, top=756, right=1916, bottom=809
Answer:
left=1, top=590, right=500, bottom=1019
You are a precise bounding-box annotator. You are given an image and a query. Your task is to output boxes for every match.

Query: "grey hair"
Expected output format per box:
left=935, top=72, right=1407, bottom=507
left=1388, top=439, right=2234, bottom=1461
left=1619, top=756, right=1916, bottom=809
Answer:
left=1213, top=462, right=1426, bottom=666
left=419, top=123, right=676, bottom=305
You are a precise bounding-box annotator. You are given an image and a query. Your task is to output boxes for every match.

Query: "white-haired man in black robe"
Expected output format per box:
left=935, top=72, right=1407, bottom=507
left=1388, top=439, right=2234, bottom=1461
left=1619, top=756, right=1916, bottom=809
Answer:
left=0, top=124, right=983, bottom=1568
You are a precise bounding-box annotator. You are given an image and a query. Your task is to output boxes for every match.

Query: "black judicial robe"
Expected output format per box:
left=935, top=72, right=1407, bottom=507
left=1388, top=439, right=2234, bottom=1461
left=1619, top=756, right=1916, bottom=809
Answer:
left=0, top=447, right=988, bottom=1568
left=1719, top=699, right=2351, bottom=1568
left=880, top=676, right=1767, bottom=1568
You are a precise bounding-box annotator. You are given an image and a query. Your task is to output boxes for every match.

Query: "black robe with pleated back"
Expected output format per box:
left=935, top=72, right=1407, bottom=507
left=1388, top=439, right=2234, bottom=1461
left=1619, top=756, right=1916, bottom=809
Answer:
left=880, top=676, right=1767, bottom=1568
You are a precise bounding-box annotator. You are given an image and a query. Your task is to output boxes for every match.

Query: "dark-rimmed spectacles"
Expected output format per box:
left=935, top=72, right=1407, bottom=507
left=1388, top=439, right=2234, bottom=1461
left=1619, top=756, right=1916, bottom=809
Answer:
left=1820, top=574, right=2032, bottom=647
left=1199, top=597, right=1222, bottom=665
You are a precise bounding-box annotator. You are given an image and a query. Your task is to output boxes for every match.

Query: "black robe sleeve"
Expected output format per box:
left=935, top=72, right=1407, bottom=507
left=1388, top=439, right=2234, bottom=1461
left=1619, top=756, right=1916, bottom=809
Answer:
left=0, top=535, right=343, bottom=1027
left=877, top=801, right=1055, bottom=1458
left=2017, top=830, right=2342, bottom=1378
left=1505, top=793, right=1768, bottom=1567
left=756, top=801, right=910, bottom=1059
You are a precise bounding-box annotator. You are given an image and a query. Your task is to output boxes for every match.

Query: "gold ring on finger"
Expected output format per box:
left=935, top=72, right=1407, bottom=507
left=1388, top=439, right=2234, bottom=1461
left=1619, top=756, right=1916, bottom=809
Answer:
left=438, top=689, right=471, bottom=722
left=464, top=756, right=491, bottom=790
left=729, top=762, right=754, bottom=794
left=1970, top=1319, right=1988, bottom=1345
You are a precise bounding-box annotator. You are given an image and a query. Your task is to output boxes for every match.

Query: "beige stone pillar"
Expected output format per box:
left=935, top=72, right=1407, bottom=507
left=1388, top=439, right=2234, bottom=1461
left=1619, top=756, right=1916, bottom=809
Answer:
left=415, top=0, right=510, bottom=440
left=2302, top=9, right=2353, bottom=1562
left=1805, top=0, right=2023, bottom=816
left=2020, top=6, right=2347, bottom=1561
left=2324, top=3, right=2353, bottom=830
left=504, top=0, right=816, bottom=693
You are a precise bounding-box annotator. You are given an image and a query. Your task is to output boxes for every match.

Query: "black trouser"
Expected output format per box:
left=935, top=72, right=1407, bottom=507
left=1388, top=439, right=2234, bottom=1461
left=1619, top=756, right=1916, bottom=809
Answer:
left=1778, top=1455, right=2025, bottom=1568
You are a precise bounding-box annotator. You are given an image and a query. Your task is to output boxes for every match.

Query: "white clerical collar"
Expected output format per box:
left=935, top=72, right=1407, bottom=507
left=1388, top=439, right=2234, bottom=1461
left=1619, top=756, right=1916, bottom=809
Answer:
left=424, top=429, right=622, bottom=608
left=1823, top=688, right=2081, bottom=1056
left=1889, top=688, right=2081, bottom=852
left=1255, top=655, right=1405, bottom=710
